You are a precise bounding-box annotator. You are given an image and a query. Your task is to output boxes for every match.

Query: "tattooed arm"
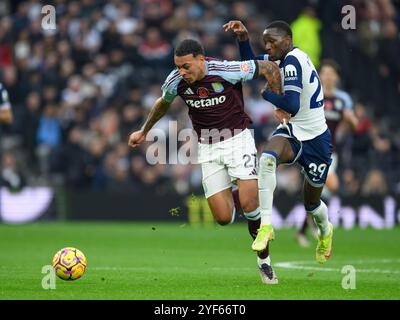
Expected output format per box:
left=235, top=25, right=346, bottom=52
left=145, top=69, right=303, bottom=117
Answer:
left=256, top=60, right=283, bottom=95
left=128, top=97, right=171, bottom=148
left=256, top=60, right=300, bottom=117
left=141, top=97, right=171, bottom=134
left=255, top=60, right=291, bottom=123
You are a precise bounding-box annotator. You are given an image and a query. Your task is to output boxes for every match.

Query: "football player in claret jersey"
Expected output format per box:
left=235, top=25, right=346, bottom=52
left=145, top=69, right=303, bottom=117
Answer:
left=224, top=20, right=334, bottom=265
left=128, top=39, right=282, bottom=284
left=296, top=59, right=358, bottom=247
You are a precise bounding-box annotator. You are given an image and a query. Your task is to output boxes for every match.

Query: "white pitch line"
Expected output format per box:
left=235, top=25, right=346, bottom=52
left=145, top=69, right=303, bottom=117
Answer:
left=276, top=258, right=400, bottom=265
left=91, top=259, right=400, bottom=274
left=274, top=260, right=400, bottom=274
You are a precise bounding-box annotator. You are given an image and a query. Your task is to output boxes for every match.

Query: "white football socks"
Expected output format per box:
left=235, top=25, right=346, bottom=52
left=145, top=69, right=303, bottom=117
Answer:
left=307, top=200, right=330, bottom=237
left=243, top=208, right=261, bottom=221
left=258, top=153, right=277, bottom=226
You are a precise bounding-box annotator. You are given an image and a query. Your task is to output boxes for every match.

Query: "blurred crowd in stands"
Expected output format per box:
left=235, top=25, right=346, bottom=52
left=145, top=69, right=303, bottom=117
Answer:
left=0, top=0, right=399, bottom=197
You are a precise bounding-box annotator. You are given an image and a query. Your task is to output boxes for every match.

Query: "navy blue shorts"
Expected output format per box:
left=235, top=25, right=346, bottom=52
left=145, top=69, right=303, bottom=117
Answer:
left=271, top=124, right=333, bottom=187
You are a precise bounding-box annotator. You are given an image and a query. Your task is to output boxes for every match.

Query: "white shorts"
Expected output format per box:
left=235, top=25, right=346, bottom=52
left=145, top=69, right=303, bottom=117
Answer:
left=198, top=129, right=258, bottom=198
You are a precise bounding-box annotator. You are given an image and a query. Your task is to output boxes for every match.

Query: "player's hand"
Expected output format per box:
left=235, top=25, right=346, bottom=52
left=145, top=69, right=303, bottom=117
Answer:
left=274, top=108, right=291, bottom=125
left=128, top=130, right=146, bottom=149
left=222, top=20, right=249, bottom=41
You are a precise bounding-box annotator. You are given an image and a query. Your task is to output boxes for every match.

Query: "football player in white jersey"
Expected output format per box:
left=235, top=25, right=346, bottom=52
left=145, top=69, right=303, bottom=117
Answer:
left=224, top=20, right=334, bottom=264
left=296, top=59, right=359, bottom=247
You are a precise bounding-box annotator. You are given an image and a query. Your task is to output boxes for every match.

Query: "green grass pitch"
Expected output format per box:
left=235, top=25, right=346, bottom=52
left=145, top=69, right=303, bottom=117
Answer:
left=0, top=222, right=399, bottom=300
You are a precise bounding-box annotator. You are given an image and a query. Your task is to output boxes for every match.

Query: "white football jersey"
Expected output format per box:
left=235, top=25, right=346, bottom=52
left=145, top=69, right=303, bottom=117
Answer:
left=279, top=48, right=327, bottom=141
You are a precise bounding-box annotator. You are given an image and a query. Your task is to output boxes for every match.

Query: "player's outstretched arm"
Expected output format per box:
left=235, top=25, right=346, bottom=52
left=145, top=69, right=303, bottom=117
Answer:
left=128, top=97, right=171, bottom=148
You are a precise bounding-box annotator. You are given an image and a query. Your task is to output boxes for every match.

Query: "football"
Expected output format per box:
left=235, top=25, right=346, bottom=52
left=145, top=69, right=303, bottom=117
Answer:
left=52, top=247, right=87, bottom=281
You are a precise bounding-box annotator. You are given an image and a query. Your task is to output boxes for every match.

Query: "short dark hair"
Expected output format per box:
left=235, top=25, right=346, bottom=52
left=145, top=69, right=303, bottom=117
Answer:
left=174, top=39, right=205, bottom=57
left=265, top=20, right=292, bottom=38
left=318, top=59, right=341, bottom=76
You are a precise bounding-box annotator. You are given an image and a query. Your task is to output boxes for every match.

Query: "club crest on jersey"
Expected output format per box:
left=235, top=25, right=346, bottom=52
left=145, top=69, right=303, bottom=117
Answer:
left=197, top=87, right=209, bottom=98
left=211, top=82, right=224, bottom=93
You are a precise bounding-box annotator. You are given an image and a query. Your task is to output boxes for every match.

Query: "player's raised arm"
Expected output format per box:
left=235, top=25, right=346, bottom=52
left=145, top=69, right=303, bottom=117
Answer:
left=223, top=20, right=249, bottom=42
left=223, top=20, right=262, bottom=61
left=128, top=97, right=171, bottom=148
